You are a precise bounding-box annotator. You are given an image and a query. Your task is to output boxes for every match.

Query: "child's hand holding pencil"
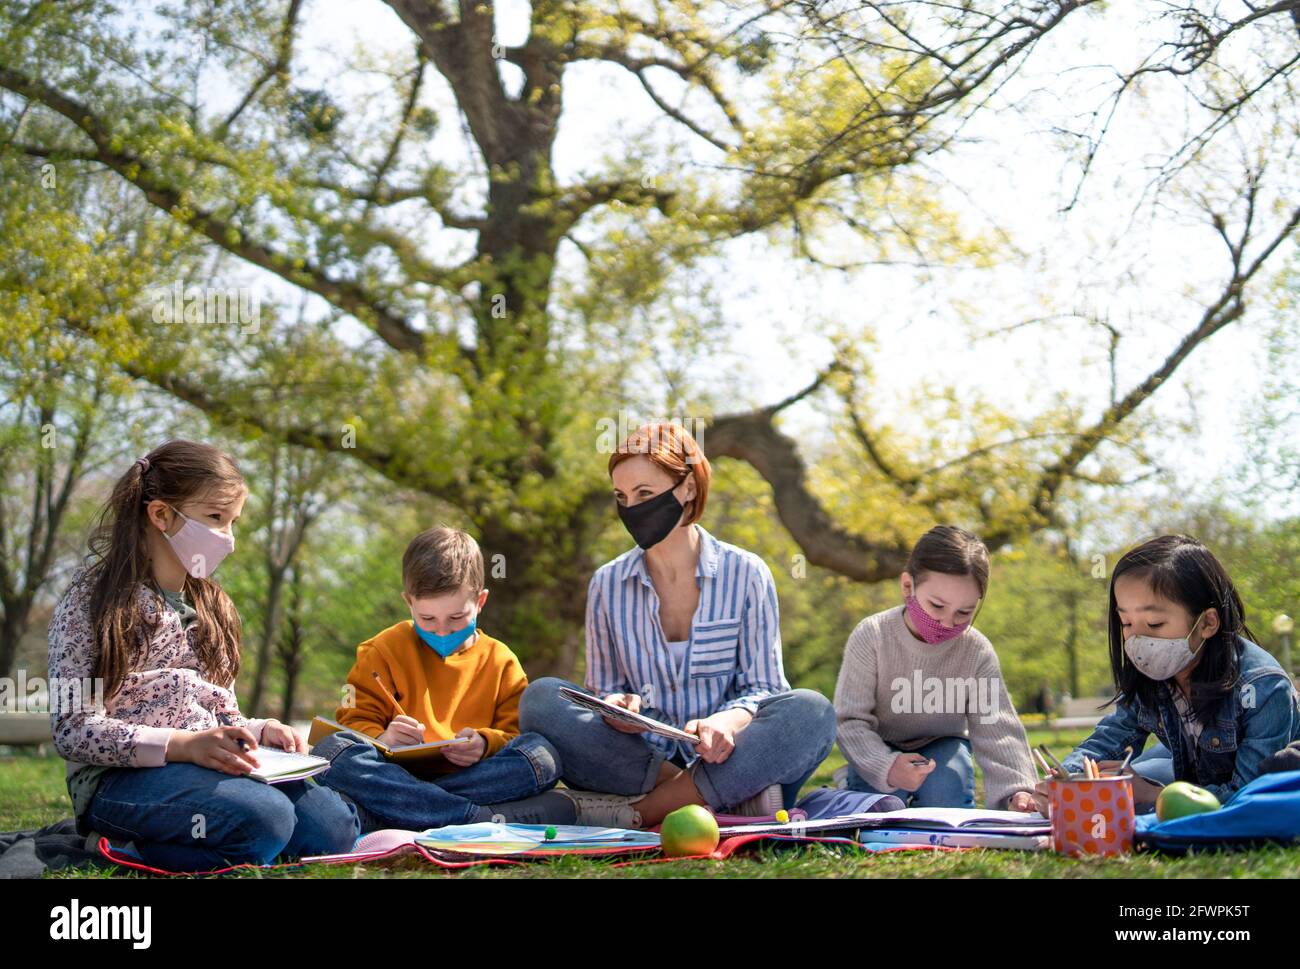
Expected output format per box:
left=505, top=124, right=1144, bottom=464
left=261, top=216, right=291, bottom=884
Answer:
left=378, top=715, right=427, bottom=747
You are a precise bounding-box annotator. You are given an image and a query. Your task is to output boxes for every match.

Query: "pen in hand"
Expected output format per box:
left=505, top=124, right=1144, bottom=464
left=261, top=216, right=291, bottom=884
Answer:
left=215, top=711, right=248, bottom=750
left=216, top=711, right=260, bottom=770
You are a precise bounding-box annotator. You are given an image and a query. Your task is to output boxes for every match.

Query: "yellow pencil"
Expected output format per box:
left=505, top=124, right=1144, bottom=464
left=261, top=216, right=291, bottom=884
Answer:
left=371, top=671, right=409, bottom=719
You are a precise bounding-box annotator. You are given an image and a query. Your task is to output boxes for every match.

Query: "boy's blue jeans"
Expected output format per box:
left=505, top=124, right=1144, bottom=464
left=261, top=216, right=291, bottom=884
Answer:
left=843, top=736, right=977, bottom=808
left=86, top=762, right=360, bottom=871
left=518, top=677, right=837, bottom=811
left=309, top=730, right=562, bottom=832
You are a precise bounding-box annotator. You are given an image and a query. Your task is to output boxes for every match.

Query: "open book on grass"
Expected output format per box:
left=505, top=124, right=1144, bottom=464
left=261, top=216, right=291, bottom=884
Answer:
left=869, top=807, right=1051, bottom=830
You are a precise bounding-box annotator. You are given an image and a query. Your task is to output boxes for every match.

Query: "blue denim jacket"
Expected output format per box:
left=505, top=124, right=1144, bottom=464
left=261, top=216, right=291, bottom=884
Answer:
left=1062, top=639, right=1300, bottom=801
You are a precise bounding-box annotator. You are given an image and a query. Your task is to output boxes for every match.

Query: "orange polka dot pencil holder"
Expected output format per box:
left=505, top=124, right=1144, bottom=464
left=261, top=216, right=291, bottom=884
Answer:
left=1046, top=774, right=1135, bottom=857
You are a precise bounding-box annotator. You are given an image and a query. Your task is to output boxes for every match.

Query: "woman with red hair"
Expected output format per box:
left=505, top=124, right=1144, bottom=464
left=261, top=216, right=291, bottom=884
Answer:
left=520, top=423, right=836, bottom=828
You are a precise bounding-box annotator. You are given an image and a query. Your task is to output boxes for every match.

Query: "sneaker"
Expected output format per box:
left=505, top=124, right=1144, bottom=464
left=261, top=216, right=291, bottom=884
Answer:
left=730, top=783, right=784, bottom=818
left=555, top=789, right=644, bottom=829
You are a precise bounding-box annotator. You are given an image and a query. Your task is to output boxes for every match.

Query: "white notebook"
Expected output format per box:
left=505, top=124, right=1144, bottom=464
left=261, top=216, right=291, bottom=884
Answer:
left=247, top=747, right=331, bottom=784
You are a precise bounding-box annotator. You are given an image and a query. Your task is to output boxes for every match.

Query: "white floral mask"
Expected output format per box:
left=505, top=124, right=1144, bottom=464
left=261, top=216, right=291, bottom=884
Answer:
left=1123, top=611, right=1208, bottom=681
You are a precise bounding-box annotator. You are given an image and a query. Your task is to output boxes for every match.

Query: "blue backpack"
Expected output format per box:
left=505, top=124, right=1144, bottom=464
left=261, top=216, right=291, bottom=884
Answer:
left=1135, top=769, right=1300, bottom=852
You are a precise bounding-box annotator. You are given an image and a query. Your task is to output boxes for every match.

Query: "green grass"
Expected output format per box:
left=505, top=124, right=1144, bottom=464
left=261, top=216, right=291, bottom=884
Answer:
left=7, top=726, right=1299, bottom=878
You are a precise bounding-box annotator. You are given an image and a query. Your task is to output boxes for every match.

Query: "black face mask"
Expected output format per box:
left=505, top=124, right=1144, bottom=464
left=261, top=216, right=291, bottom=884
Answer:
left=617, top=482, right=686, bottom=550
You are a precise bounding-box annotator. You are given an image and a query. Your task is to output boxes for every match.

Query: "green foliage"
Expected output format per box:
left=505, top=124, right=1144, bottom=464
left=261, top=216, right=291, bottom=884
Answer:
left=1, top=0, right=1295, bottom=695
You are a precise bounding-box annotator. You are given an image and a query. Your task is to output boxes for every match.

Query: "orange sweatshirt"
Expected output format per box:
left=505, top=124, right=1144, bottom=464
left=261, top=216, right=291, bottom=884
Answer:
left=335, top=620, right=528, bottom=767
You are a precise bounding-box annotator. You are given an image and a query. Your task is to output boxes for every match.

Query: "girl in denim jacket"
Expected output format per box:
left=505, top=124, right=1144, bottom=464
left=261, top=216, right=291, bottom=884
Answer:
left=1033, top=535, right=1300, bottom=813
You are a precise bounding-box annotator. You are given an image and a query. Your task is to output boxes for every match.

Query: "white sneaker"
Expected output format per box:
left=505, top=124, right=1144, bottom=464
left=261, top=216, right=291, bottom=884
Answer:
left=556, top=789, right=644, bottom=829
left=730, top=783, right=784, bottom=818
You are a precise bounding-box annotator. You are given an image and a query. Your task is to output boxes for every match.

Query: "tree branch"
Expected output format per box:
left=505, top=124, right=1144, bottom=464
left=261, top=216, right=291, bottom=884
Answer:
left=214, top=0, right=304, bottom=138
left=0, top=68, right=454, bottom=358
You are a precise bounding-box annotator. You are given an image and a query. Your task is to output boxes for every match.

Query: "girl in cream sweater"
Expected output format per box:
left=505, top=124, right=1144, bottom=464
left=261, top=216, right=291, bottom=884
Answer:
left=833, top=526, right=1038, bottom=811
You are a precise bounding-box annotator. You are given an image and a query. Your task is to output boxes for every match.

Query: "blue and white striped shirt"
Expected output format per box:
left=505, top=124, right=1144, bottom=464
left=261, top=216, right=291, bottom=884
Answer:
left=584, top=524, right=790, bottom=763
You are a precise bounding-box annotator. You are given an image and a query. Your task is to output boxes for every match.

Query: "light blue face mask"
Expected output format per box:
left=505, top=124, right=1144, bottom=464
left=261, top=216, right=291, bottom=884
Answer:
left=412, top=615, right=477, bottom=658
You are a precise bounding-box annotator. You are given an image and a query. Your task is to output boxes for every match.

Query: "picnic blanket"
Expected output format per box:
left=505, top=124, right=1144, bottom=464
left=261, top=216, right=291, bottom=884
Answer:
left=0, top=788, right=975, bottom=876
left=87, top=792, right=915, bottom=875
left=0, top=818, right=103, bottom=879
left=1135, top=768, right=1300, bottom=853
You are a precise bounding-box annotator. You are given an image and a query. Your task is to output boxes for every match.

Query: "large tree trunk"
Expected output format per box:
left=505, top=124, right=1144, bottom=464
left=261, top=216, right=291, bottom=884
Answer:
left=278, top=568, right=305, bottom=723
left=1065, top=586, right=1080, bottom=698
left=477, top=495, right=606, bottom=680
left=0, top=596, right=33, bottom=681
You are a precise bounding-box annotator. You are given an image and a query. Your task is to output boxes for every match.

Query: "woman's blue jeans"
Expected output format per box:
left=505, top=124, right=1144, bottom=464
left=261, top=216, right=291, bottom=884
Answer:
left=842, top=736, right=977, bottom=808
left=86, top=762, right=360, bottom=870
left=518, top=677, right=837, bottom=811
left=310, top=729, right=562, bottom=832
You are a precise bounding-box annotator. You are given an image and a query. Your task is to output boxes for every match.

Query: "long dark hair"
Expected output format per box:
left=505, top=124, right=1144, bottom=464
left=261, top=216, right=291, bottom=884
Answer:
left=85, top=440, right=247, bottom=700
left=1107, top=534, right=1256, bottom=723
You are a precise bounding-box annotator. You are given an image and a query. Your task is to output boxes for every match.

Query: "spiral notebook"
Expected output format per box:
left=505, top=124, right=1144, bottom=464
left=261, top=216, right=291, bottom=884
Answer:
left=246, top=747, right=331, bottom=784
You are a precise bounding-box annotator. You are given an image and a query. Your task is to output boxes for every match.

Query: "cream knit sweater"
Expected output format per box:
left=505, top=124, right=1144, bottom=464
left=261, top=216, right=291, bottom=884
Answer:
left=833, top=605, right=1037, bottom=809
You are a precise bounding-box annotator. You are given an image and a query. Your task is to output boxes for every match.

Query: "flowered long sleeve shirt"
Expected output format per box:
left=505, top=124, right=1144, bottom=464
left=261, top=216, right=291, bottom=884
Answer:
left=47, top=570, right=266, bottom=830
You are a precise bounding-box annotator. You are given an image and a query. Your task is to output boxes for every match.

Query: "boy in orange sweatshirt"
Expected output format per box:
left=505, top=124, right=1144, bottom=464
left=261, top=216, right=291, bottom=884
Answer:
left=311, top=527, right=619, bottom=830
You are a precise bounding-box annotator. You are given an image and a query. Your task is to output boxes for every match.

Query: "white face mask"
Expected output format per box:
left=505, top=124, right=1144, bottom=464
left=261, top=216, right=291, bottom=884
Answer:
left=1123, top=611, right=1208, bottom=681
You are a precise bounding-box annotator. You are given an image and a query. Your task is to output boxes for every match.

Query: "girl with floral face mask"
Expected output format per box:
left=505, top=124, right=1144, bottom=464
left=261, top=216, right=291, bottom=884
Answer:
left=834, top=526, right=1040, bottom=812
left=1032, top=535, right=1300, bottom=815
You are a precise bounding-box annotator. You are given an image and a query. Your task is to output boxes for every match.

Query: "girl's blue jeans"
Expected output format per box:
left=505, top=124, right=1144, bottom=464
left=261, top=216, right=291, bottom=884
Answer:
left=518, top=677, right=837, bottom=811
left=1129, top=739, right=1175, bottom=785
left=86, top=762, right=360, bottom=870
left=842, top=736, right=977, bottom=808
left=309, top=730, right=562, bottom=832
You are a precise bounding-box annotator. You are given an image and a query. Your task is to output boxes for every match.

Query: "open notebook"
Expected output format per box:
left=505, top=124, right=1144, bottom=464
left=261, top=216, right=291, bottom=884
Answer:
left=870, top=807, right=1051, bottom=831
left=719, top=806, right=1050, bottom=838
left=308, top=717, right=472, bottom=767
left=246, top=747, right=331, bottom=784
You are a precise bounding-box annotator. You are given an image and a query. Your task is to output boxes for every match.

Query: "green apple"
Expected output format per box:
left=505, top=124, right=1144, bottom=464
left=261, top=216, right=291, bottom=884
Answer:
left=1156, top=781, right=1221, bottom=821
left=660, top=804, right=720, bottom=857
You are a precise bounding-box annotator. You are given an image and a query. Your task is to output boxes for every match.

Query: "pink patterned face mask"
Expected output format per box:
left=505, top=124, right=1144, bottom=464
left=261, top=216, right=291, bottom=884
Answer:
left=904, top=594, right=971, bottom=644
